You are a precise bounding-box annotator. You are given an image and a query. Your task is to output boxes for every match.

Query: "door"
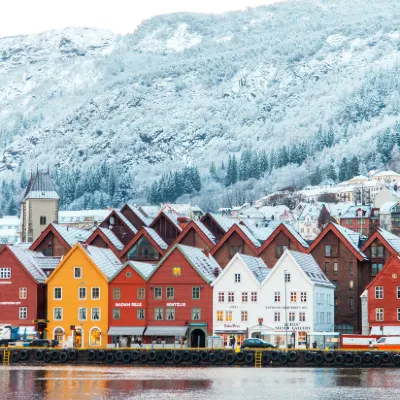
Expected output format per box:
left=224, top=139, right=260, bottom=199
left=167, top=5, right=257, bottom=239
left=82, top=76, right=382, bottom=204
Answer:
left=191, top=329, right=206, bottom=348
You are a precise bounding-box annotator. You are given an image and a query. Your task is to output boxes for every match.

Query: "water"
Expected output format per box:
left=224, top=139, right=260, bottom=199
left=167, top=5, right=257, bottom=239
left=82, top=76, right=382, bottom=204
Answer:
left=1, top=366, right=400, bottom=400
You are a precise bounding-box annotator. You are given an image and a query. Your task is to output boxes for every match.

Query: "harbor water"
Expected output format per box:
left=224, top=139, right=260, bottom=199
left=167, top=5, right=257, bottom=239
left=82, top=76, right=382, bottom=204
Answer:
left=1, top=366, right=400, bottom=400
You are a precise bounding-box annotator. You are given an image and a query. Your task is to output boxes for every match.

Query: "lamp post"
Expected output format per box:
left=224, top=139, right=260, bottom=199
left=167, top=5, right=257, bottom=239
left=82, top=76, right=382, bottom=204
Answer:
left=284, top=269, right=288, bottom=348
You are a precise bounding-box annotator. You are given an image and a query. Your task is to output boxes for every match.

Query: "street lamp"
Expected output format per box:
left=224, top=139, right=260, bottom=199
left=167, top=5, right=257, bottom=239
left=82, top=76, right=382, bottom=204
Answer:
left=284, top=269, right=288, bottom=348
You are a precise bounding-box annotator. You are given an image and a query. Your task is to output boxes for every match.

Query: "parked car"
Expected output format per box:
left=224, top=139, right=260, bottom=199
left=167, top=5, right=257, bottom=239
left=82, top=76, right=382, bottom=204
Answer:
left=241, top=338, right=276, bottom=350
left=369, top=336, right=400, bottom=350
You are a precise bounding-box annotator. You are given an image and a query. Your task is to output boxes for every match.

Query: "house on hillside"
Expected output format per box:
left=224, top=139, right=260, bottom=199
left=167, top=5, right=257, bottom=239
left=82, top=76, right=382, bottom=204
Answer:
left=296, top=203, right=334, bottom=241
left=380, top=202, right=400, bottom=235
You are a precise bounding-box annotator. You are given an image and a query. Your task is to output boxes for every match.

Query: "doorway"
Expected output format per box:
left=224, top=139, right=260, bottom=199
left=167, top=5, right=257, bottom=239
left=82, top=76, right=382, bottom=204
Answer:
left=191, top=329, right=206, bottom=348
left=74, top=327, right=83, bottom=348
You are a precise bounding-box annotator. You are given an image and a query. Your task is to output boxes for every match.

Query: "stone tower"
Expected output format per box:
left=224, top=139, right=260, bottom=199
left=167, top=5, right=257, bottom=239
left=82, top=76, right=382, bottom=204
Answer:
left=20, top=169, right=59, bottom=242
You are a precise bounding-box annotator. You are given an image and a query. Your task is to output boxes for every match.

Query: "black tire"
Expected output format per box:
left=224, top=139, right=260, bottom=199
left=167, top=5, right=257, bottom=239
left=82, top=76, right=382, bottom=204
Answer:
left=372, top=354, right=381, bottom=365
left=69, top=350, right=78, bottom=361
left=35, top=349, right=43, bottom=360
left=97, top=350, right=106, bottom=360
left=304, top=351, right=314, bottom=363
left=51, top=351, right=59, bottom=361
left=334, top=354, right=344, bottom=365
left=325, top=352, right=335, bottom=363
left=226, top=353, right=235, bottom=364
left=174, top=353, right=183, bottom=364
left=106, top=352, right=115, bottom=364
left=209, top=353, right=218, bottom=363
left=314, top=353, right=324, bottom=364
left=344, top=352, right=353, bottom=364
left=139, top=352, right=148, bottom=363
left=182, top=351, right=190, bottom=361
left=19, top=349, right=29, bottom=361
left=393, top=354, right=400, bottom=365
left=88, top=350, right=96, bottom=360
left=245, top=353, right=254, bottom=364
left=236, top=352, right=245, bottom=362
left=123, top=352, right=132, bottom=363
left=149, top=351, right=157, bottom=361
left=156, top=353, right=166, bottom=364
left=115, top=351, right=123, bottom=361
left=165, top=350, right=174, bottom=361
left=11, top=352, right=20, bottom=363
left=191, top=352, right=200, bottom=364
left=131, top=351, right=140, bottom=361
left=200, top=351, right=209, bottom=361
left=288, top=351, right=297, bottom=362
left=353, top=354, right=362, bottom=365
left=59, top=352, right=68, bottom=363
left=262, top=352, right=271, bottom=364
left=217, top=351, right=226, bottom=361
left=382, top=352, right=391, bottom=363
left=271, top=351, right=280, bottom=361
left=363, top=352, right=373, bottom=363
left=43, top=352, right=51, bottom=363
left=279, top=353, right=288, bottom=364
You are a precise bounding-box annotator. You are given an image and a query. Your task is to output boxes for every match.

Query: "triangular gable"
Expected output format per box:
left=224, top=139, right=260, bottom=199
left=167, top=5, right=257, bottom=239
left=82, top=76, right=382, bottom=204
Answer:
left=150, top=211, right=183, bottom=233
left=29, top=223, right=71, bottom=252
left=102, top=209, right=137, bottom=235
left=170, top=220, right=215, bottom=250
left=365, top=255, right=400, bottom=290
left=210, top=224, right=259, bottom=256
left=307, top=222, right=366, bottom=262
left=85, top=227, right=122, bottom=257
left=120, top=204, right=152, bottom=227
left=109, top=262, right=155, bottom=283
left=45, top=243, right=109, bottom=284
left=361, top=228, right=399, bottom=256
left=201, top=213, right=231, bottom=235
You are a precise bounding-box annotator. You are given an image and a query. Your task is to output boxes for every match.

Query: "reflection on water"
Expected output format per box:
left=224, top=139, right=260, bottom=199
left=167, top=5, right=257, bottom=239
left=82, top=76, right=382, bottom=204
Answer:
left=1, top=367, right=400, bottom=400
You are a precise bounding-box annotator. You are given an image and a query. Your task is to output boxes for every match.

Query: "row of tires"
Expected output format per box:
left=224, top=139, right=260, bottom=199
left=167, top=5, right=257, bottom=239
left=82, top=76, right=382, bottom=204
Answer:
left=0, top=349, right=78, bottom=363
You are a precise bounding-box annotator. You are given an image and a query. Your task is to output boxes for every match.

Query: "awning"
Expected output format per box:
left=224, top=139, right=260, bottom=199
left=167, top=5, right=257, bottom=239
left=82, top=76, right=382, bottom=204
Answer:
left=144, top=326, right=188, bottom=336
left=371, top=326, right=400, bottom=335
left=108, top=326, right=145, bottom=336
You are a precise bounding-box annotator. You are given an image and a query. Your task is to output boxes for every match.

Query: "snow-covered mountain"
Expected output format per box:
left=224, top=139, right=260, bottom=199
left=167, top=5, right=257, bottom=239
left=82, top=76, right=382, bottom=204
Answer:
left=2, top=0, right=400, bottom=209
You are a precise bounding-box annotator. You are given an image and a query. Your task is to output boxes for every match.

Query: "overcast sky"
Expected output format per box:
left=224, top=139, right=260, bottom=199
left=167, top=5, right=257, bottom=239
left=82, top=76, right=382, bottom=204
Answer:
left=1, top=0, right=285, bottom=38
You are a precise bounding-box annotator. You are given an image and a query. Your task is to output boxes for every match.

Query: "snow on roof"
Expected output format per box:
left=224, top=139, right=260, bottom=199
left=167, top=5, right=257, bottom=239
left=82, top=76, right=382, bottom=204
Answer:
left=238, top=224, right=261, bottom=248
left=138, top=206, right=161, bottom=218
left=178, top=244, right=221, bottom=283
left=143, top=227, right=168, bottom=250
left=348, top=175, right=369, bottom=181
left=210, top=213, right=235, bottom=232
left=52, top=224, right=93, bottom=247
left=341, top=205, right=372, bottom=218
left=194, top=221, right=216, bottom=245
left=99, top=227, right=124, bottom=250
left=23, top=171, right=59, bottom=200
left=125, top=205, right=153, bottom=225
left=377, top=227, right=400, bottom=254
left=0, top=216, right=20, bottom=227
left=111, top=261, right=156, bottom=281
left=256, top=205, right=290, bottom=220
left=59, top=209, right=110, bottom=223
left=115, top=211, right=138, bottom=234
left=162, top=203, right=204, bottom=215
left=83, top=245, right=122, bottom=279
left=239, top=254, right=270, bottom=283
left=380, top=201, right=399, bottom=213
left=324, top=202, right=352, bottom=218
left=282, top=222, right=309, bottom=248
left=161, top=212, right=183, bottom=232
left=298, top=204, right=324, bottom=220
left=289, top=251, right=334, bottom=287
left=34, top=256, right=61, bottom=271
left=8, top=246, right=48, bottom=283
left=333, top=223, right=367, bottom=259
left=373, top=170, right=400, bottom=177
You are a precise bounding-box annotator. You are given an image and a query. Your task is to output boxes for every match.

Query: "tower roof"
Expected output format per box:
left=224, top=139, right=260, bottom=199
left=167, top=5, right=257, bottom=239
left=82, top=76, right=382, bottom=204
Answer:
left=23, top=170, right=59, bottom=200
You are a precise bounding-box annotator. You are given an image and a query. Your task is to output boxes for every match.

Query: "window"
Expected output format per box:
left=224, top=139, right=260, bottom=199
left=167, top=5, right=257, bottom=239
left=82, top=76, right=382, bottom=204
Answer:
left=112, top=308, right=120, bottom=320
left=321, top=312, right=325, bottom=324
left=92, top=287, right=100, bottom=300
left=192, top=287, right=201, bottom=300
left=229, top=245, right=243, bottom=258
left=192, top=308, right=201, bottom=320
left=274, top=312, right=281, bottom=322
left=300, top=292, right=307, bottom=302
left=166, top=307, right=176, bottom=320
left=218, top=292, right=225, bottom=302
left=332, top=280, right=338, bottom=291
left=79, top=287, right=86, bottom=300
left=276, top=245, right=288, bottom=258
left=54, top=327, right=64, bottom=341
left=349, top=262, right=354, bottom=275
left=19, top=307, right=27, bottom=320
left=335, top=324, right=354, bottom=334
left=91, top=308, right=100, bottom=321
left=74, top=267, right=82, bottom=279
left=228, top=292, right=234, bottom=302
left=251, top=292, right=257, bottom=302
left=378, top=245, right=384, bottom=258
left=335, top=297, right=339, bottom=310
left=173, top=266, right=181, bottom=276
left=327, top=312, right=331, bottom=323
left=166, top=287, right=174, bottom=300
left=289, top=312, right=295, bottom=322
left=19, top=288, right=27, bottom=299
left=126, top=271, right=132, bottom=278
left=53, top=308, right=62, bottom=320
left=89, top=328, right=101, bottom=346
left=299, top=312, right=305, bottom=322
left=327, top=294, right=331, bottom=305
left=242, top=292, right=248, bottom=302
left=155, top=308, right=163, bottom=320
left=398, top=309, right=400, bottom=322
left=54, top=287, right=62, bottom=300
left=316, top=312, right=319, bottom=323
left=397, top=287, right=400, bottom=299
left=325, top=245, right=338, bottom=257
left=371, top=264, right=384, bottom=276
left=290, top=292, right=297, bottom=303
left=79, top=307, right=87, bottom=321
left=241, top=311, right=248, bottom=322
left=137, top=288, right=145, bottom=300
left=234, top=273, right=241, bottom=283
left=349, top=297, right=354, bottom=310
left=0, top=268, right=11, bottom=279
left=40, top=216, right=47, bottom=225
left=325, top=262, right=329, bottom=273
left=154, top=287, right=162, bottom=300
left=137, top=308, right=145, bottom=320
left=375, top=286, right=383, bottom=299
left=274, top=292, right=281, bottom=302
left=333, top=262, right=338, bottom=273
left=113, top=288, right=120, bottom=300
left=284, top=272, right=291, bottom=282
left=225, top=311, right=232, bottom=321
left=217, top=311, right=223, bottom=321
left=376, top=308, right=384, bottom=321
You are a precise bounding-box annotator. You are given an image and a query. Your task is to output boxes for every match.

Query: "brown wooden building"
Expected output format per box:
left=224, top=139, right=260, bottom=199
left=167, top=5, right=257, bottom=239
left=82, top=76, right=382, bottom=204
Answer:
left=200, top=213, right=234, bottom=242
left=86, top=227, right=124, bottom=257
left=150, top=212, right=182, bottom=246
left=171, top=220, right=216, bottom=252
left=119, top=204, right=153, bottom=232
left=99, top=210, right=138, bottom=246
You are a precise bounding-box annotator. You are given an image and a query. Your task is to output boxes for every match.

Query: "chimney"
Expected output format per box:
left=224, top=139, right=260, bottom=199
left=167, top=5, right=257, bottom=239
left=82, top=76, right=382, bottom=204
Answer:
left=177, top=216, right=190, bottom=229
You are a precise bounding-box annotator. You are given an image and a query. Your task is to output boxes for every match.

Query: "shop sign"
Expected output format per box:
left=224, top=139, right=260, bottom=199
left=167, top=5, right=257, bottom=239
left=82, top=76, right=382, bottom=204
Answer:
left=114, top=302, right=142, bottom=307
left=223, top=323, right=241, bottom=329
left=0, top=301, right=21, bottom=305
left=273, top=324, right=311, bottom=331
left=166, top=303, right=186, bottom=307
left=265, top=305, right=308, bottom=310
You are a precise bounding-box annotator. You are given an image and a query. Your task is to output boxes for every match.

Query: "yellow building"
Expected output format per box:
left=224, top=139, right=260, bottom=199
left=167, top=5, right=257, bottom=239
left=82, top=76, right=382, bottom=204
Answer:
left=46, top=243, right=121, bottom=348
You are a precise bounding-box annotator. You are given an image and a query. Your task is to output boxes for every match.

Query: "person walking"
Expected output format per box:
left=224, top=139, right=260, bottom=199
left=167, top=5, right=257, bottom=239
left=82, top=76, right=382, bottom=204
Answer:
left=231, top=336, right=236, bottom=351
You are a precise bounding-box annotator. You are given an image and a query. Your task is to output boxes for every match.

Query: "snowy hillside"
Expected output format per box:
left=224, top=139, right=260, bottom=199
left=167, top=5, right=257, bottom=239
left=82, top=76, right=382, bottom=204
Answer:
left=2, top=0, right=400, bottom=210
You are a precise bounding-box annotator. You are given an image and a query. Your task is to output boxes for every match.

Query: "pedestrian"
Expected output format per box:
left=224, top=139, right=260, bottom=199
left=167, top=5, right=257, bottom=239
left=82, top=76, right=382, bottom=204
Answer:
left=231, top=336, right=236, bottom=350
left=138, top=337, right=142, bottom=348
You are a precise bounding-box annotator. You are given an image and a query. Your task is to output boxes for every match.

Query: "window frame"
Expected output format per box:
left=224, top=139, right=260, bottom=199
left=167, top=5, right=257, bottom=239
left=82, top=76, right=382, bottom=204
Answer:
left=19, top=287, right=27, bottom=300
left=375, top=286, right=383, bottom=299
left=192, top=307, right=201, bottom=321
left=154, top=307, right=163, bottom=320
left=74, top=267, right=82, bottom=279
left=78, top=307, right=87, bottom=321
left=376, top=308, right=384, bottom=322
left=192, top=286, right=201, bottom=300
left=242, top=292, right=248, bottom=302
left=78, top=287, right=87, bottom=300
left=0, top=268, right=11, bottom=279
left=53, top=307, right=63, bottom=321
left=91, top=307, right=101, bottom=321
left=166, top=287, right=175, bottom=300
left=54, top=287, right=62, bottom=300
left=91, top=287, right=100, bottom=300
left=19, top=307, right=28, bottom=320
left=137, top=288, right=146, bottom=300
left=234, top=273, right=241, bottom=283
left=166, top=307, right=176, bottom=320
left=113, top=288, right=121, bottom=300
left=218, top=292, right=225, bottom=302
left=154, top=287, right=162, bottom=300
left=241, top=310, right=248, bottom=322
left=137, top=308, right=145, bottom=320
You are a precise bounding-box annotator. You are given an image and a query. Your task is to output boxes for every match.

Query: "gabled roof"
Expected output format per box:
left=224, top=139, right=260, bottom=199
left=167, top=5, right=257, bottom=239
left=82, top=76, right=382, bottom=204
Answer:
left=171, top=220, right=216, bottom=249
left=148, top=244, right=221, bottom=284
left=373, top=170, right=400, bottom=178
left=365, top=255, right=400, bottom=290
left=340, top=205, right=372, bottom=219
left=115, top=211, right=138, bottom=234
left=380, top=201, right=399, bottom=214
left=201, top=213, right=235, bottom=234
left=110, top=260, right=156, bottom=282
left=298, top=204, right=324, bottom=221
left=23, top=171, right=59, bottom=200
left=361, top=227, right=400, bottom=255
left=307, top=222, right=367, bottom=261
left=121, top=204, right=153, bottom=226
left=150, top=211, right=183, bottom=233
left=85, top=227, right=124, bottom=254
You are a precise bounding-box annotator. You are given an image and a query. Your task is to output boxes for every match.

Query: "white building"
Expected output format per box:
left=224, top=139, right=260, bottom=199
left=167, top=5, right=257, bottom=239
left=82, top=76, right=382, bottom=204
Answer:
left=260, top=250, right=334, bottom=348
left=0, top=216, right=20, bottom=244
left=211, top=253, right=270, bottom=347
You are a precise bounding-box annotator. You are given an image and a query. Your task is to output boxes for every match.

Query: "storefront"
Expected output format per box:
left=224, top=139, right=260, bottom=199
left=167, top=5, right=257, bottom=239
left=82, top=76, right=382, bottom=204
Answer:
left=144, top=326, right=188, bottom=347
left=214, top=328, right=247, bottom=347
left=107, top=326, right=145, bottom=347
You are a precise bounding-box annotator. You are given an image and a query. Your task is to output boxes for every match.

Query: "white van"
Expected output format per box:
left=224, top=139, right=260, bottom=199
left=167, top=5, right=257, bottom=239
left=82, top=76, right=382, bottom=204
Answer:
left=369, top=336, right=400, bottom=350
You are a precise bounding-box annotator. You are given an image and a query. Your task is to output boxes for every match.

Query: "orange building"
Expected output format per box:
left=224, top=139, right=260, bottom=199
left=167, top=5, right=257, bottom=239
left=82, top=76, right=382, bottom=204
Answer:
left=46, top=243, right=121, bottom=347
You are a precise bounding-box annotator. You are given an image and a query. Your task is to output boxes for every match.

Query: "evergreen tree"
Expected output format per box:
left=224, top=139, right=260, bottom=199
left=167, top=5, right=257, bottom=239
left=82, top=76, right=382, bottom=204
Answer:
left=327, top=159, right=337, bottom=182
left=209, top=162, right=217, bottom=180
left=231, top=155, right=238, bottom=184
left=339, top=157, right=349, bottom=182
left=349, top=155, right=360, bottom=178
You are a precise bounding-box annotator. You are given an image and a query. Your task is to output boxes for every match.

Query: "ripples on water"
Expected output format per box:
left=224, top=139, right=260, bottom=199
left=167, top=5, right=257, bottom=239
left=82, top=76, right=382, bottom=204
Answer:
left=1, top=366, right=400, bottom=400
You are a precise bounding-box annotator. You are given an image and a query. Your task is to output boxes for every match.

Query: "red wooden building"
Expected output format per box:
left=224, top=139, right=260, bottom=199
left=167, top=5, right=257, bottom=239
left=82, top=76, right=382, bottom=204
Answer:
left=145, top=244, right=221, bottom=347
left=339, top=205, right=380, bottom=236
left=150, top=212, right=183, bottom=246
left=171, top=220, right=216, bottom=252
left=99, top=210, right=138, bottom=246
left=108, top=261, right=156, bottom=346
left=119, top=204, right=153, bottom=231
left=86, top=227, right=124, bottom=257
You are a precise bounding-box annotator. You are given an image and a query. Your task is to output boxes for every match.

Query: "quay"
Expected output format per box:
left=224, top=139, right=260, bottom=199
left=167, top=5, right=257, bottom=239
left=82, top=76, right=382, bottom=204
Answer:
left=2, top=348, right=400, bottom=367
